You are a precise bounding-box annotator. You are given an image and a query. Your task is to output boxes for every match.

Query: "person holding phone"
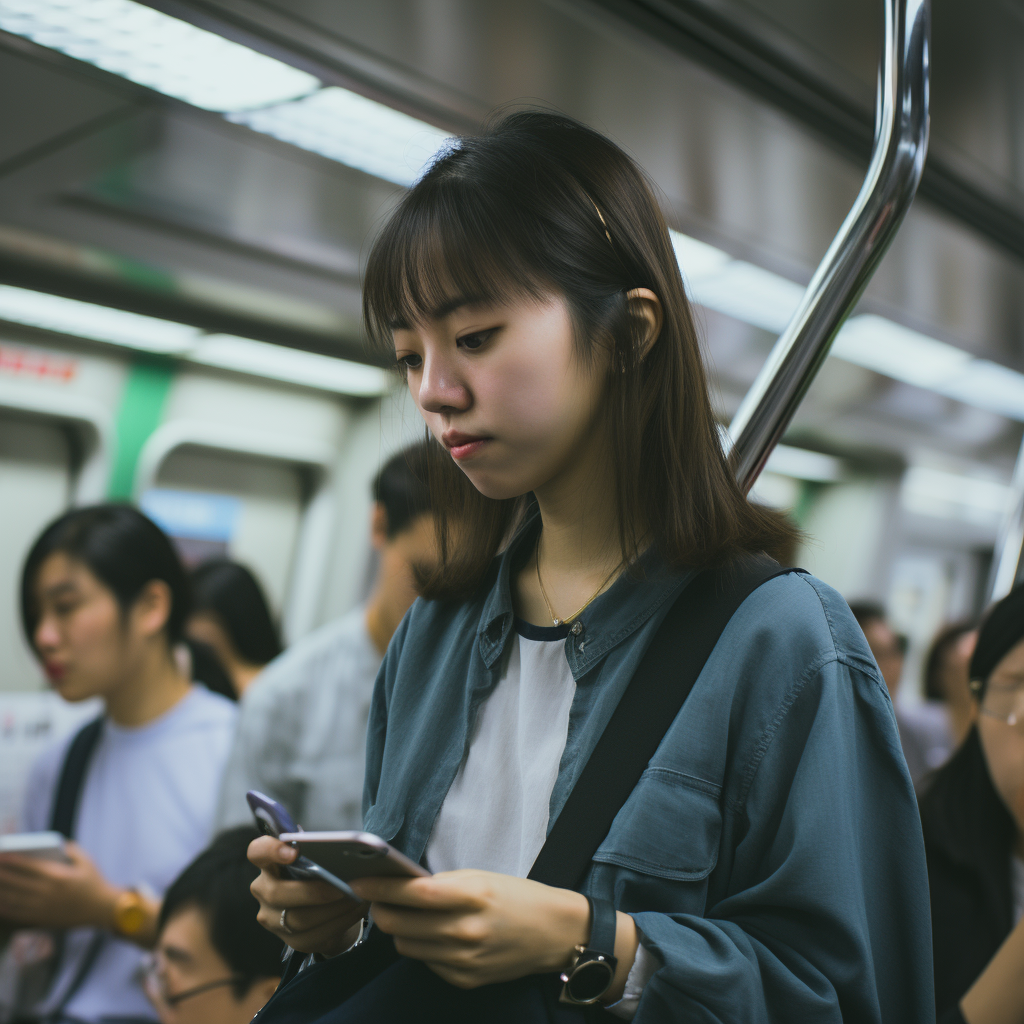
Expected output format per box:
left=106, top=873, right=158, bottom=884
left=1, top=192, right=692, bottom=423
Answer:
left=248, top=110, right=934, bottom=1022
left=0, top=505, right=237, bottom=1023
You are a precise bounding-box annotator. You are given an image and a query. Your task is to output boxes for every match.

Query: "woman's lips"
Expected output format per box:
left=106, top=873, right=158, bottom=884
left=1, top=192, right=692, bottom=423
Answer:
left=442, top=432, right=490, bottom=461
left=43, top=662, right=66, bottom=682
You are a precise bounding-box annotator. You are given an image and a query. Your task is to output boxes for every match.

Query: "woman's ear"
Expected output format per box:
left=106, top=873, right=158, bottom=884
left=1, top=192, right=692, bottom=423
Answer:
left=625, top=288, right=664, bottom=360
left=131, top=579, right=173, bottom=640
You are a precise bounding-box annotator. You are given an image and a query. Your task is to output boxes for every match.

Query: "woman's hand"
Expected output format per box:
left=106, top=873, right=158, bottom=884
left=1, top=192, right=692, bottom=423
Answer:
left=0, top=842, right=119, bottom=929
left=351, top=869, right=638, bottom=998
left=248, top=836, right=368, bottom=955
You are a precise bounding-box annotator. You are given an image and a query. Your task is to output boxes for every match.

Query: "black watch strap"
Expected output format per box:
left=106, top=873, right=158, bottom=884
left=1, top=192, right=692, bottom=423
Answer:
left=586, top=896, right=617, bottom=958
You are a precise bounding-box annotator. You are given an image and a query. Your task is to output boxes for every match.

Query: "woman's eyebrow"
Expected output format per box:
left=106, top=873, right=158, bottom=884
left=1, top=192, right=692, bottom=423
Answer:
left=389, top=293, right=495, bottom=332
left=40, top=581, right=78, bottom=601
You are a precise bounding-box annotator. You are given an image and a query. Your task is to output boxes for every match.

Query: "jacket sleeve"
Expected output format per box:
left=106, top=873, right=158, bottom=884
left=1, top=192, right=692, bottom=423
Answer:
left=630, top=657, right=935, bottom=1024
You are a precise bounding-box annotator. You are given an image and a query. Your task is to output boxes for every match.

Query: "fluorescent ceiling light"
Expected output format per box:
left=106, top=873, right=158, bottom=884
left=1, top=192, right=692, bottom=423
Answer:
left=230, top=87, right=452, bottom=188
left=765, top=444, right=843, bottom=482
left=901, top=465, right=1012, bottom=527
left=193, top=334, right=389, bottom=397
left=0, top=0, right=451, bottom=186
left=669, top=230, right=1024, bottom=423
left=671, top=230, right=803, bottom=334
left=0, top=285, right=389, bottom=396
left=0, top=284, right=199, bottom=353
left=0, top=0, right=319, bottom=112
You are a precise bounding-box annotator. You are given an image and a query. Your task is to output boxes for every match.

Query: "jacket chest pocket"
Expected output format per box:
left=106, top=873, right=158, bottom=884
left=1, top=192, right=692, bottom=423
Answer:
left=588, top=767, right=722, bottom=916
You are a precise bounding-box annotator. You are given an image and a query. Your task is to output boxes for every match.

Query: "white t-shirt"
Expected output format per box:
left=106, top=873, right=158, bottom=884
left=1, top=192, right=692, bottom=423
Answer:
left=425, top=620, right=657, bottom=1020
left=21, top=685, right=237, bottom=1022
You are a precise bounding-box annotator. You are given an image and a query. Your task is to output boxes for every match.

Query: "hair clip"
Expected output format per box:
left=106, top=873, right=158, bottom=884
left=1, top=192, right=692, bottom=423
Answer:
left=586, top=194, right=614, bottom=248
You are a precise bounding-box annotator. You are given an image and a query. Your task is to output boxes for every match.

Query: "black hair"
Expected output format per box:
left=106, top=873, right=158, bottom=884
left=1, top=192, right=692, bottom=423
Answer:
left=969, top=585, right=1024, bottom=699
left=158, top=826, right=284, bottom=997
left=21, top=503, right=190, bottom=650
left=848, top=601, right=887, bottom=627
left=184, top=638, right=237, bottom=702
left=923, top=621, right=976, bottom=702
left=189, top=560, right=281, bottom=666
left=372, top=441, right=433, bottom=539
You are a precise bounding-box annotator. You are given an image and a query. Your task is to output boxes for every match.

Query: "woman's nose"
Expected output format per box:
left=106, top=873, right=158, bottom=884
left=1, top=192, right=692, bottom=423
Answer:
left=417, top=352, right=470, bottom=414
left=34, top=615, right=60, bottom=653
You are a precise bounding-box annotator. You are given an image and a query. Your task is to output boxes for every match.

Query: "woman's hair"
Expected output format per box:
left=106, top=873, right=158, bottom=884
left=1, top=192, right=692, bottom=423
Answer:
left=923, top=620, right=975, bottom=702
left=969, top=585, right=1024, bottom=699
left=21, top=503, right=189, bottom=649
left=190, top=560, right=281, bottom=666
left=159, top=826, right=284, bottom=996
left=363, top=109, right=795, bottom=599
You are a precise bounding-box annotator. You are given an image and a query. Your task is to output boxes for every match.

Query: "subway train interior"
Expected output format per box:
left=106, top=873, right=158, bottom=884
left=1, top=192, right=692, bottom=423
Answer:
left=0, top=0, right=1023, bottom=1015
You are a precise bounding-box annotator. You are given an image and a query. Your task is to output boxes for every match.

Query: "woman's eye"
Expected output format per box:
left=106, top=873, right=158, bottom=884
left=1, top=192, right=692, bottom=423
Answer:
left=458, top=330, right=494, bottom=351
left=398, top=353, right=422, bottom=370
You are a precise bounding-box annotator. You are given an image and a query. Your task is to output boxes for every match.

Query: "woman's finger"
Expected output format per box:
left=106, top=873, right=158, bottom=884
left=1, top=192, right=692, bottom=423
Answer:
left=350, top=873, right=482, bottom=911
left=248, top=835, right=298, bottom=870
left=251, top=871, right=344, bottom=910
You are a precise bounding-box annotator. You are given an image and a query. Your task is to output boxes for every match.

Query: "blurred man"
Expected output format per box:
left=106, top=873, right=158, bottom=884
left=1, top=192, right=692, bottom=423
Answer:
left=850, top=602, right=952, bottom=785
left=144, top=827, right=282, bottom=1024
left=214, top=442, right=436, bottom=831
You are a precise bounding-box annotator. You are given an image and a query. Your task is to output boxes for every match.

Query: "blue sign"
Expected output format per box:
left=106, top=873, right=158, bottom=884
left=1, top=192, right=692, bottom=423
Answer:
left=140, top=489, right=241, bottom=542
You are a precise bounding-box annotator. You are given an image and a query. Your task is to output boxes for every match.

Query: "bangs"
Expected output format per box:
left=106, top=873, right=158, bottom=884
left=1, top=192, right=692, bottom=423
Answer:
left=363, top=162, right=564, bottom=354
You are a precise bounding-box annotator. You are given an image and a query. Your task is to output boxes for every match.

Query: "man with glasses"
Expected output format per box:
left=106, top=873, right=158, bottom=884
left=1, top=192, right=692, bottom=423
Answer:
left=144, top=827, right=282, bottom=1024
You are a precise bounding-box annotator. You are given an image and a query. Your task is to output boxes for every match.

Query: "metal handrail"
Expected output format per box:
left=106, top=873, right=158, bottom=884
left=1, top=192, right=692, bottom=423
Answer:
left=726, top=0, right=930, bottom=493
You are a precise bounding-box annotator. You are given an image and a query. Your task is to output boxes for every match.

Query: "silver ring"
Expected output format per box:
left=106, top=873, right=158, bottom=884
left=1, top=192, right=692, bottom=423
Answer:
left=279, top=908, right=293, bottom=935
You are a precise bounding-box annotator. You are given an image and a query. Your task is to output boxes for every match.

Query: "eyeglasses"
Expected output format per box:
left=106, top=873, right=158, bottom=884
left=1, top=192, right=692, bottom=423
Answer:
left=976, top=680, right=1024, bottom=727
left=140, top=953, right=243, bottom=1009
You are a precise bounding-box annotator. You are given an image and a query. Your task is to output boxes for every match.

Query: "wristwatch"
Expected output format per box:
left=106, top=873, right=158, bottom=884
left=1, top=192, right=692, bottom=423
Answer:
left=559, top=896, right=619, bottom=1005
left=112, top=888, right=148, bottom=937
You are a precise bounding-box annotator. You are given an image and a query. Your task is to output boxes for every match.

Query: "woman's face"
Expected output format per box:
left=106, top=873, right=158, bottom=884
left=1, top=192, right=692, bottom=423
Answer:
left=31, top=553, right=135, bottom=702
left=978, top=637, right=1024, bottom=831
left=393, top=291, right=610, bottom=501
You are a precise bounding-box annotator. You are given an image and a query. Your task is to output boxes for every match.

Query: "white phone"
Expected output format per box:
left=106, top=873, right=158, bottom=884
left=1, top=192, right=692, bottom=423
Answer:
left=0, top=831, right=71, bottom=862
left=278, top=831, right=430, bottom=882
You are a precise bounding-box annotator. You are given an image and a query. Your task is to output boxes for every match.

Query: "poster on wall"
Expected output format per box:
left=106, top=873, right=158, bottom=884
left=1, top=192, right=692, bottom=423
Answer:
left=140, top=488, right=241, bottom=567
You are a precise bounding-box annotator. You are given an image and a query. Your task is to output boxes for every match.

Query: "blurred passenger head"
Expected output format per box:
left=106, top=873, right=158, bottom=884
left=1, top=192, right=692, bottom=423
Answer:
left=969, top=586, right=1024, bottom=831
left=147, top=826, right=282, bottom=1024
left=186, top=560, right=281, bottom=697
left=20, top=504, right=189, bottom=702
left=362, top=109, right=794, bottom=600
left=925, top=621, right=978, bottom=703
left=850, top=601, right=906, bottom=698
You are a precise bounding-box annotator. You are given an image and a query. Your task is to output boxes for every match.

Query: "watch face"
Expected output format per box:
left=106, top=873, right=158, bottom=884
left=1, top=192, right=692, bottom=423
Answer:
left=567, top=956, right=615, bottom=1004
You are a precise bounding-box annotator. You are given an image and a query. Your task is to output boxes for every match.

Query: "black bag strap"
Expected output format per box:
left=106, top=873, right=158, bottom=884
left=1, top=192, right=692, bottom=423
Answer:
left=49, top=716, right=104, bottom=838
left=529, top=555, right=801, bottom=891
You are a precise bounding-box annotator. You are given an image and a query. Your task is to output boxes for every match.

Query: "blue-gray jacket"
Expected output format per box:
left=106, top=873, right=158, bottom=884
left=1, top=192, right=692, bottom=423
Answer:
left=363, top=524, right=935, bottom=1023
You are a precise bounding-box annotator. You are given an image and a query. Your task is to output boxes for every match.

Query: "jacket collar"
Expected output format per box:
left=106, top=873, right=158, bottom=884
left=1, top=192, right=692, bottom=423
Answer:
left=476, top=510, right=691, bottom=676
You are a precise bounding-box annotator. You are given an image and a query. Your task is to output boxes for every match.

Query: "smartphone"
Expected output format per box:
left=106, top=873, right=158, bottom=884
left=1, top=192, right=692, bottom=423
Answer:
left=245, top=791, right=362, bottom=901
left=0, top=831, right=71, bottom=862
left=278, top=832, right=430, bottom=881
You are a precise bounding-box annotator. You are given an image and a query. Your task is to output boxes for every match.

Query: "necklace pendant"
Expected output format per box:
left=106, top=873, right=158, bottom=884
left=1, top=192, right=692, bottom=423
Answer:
left=552, top=618, right=562, bottom=626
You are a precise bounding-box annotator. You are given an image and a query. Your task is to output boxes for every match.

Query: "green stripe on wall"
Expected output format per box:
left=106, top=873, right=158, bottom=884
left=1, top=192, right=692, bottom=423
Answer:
left=108, top=358, right=176, bottom=500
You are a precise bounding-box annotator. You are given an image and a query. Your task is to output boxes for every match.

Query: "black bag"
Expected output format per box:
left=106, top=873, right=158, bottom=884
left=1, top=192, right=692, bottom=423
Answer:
left=255, top=556, right=798, bottom=1024
left=0, top=718, right=105, bottom=1024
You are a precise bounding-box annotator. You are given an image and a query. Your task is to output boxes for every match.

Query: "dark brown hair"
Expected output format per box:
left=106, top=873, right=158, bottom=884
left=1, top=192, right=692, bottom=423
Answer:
left=363, top=110, right=794, bottom=600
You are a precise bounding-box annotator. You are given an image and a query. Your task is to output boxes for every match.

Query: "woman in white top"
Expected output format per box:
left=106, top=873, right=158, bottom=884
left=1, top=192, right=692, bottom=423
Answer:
left=0, top=504, right=237, bottom=1023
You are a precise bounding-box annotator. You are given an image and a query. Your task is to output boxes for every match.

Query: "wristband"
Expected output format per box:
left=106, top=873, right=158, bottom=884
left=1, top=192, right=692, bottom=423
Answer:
left=559, top=896, right=618, bottom=1005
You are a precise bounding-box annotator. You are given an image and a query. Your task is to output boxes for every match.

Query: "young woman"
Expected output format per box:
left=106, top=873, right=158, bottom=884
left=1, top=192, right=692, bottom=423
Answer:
left=186, top=560, right=281, bottom=698
left=0, top=505, right=237, bottom=1023
left=249, top=110, right=934, bottom=1022
left=920, top=585, right=1024, bottom=1024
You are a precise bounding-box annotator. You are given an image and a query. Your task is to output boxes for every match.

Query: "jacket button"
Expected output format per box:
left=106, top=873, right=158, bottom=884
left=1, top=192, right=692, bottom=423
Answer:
left=570, top=621, right=583, bottom=635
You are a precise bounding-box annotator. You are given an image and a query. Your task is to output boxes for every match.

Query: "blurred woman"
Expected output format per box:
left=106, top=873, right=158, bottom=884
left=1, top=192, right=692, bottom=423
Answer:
left=0, top=505, right=237, bottom=1023
left=920, top=586, right=1024, bottom=1023
left=925, top=621, right=979, bottom=750
left=186, top=559, right=281, bottom=697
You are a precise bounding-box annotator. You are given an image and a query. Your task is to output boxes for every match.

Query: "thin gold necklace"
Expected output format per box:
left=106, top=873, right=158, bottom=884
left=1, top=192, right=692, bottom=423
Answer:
left=535, top=549, right=624, bottom=626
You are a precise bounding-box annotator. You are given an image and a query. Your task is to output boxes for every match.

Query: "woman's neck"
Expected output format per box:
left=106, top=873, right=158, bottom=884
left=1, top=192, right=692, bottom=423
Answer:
left=516, top=425, right=625, bottom=626
left=104, top=643, right=191, bottom=728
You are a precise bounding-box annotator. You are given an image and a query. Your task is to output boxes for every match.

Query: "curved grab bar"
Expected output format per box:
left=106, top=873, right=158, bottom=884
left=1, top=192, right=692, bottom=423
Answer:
left=726, top=0, right=930, bottom=493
